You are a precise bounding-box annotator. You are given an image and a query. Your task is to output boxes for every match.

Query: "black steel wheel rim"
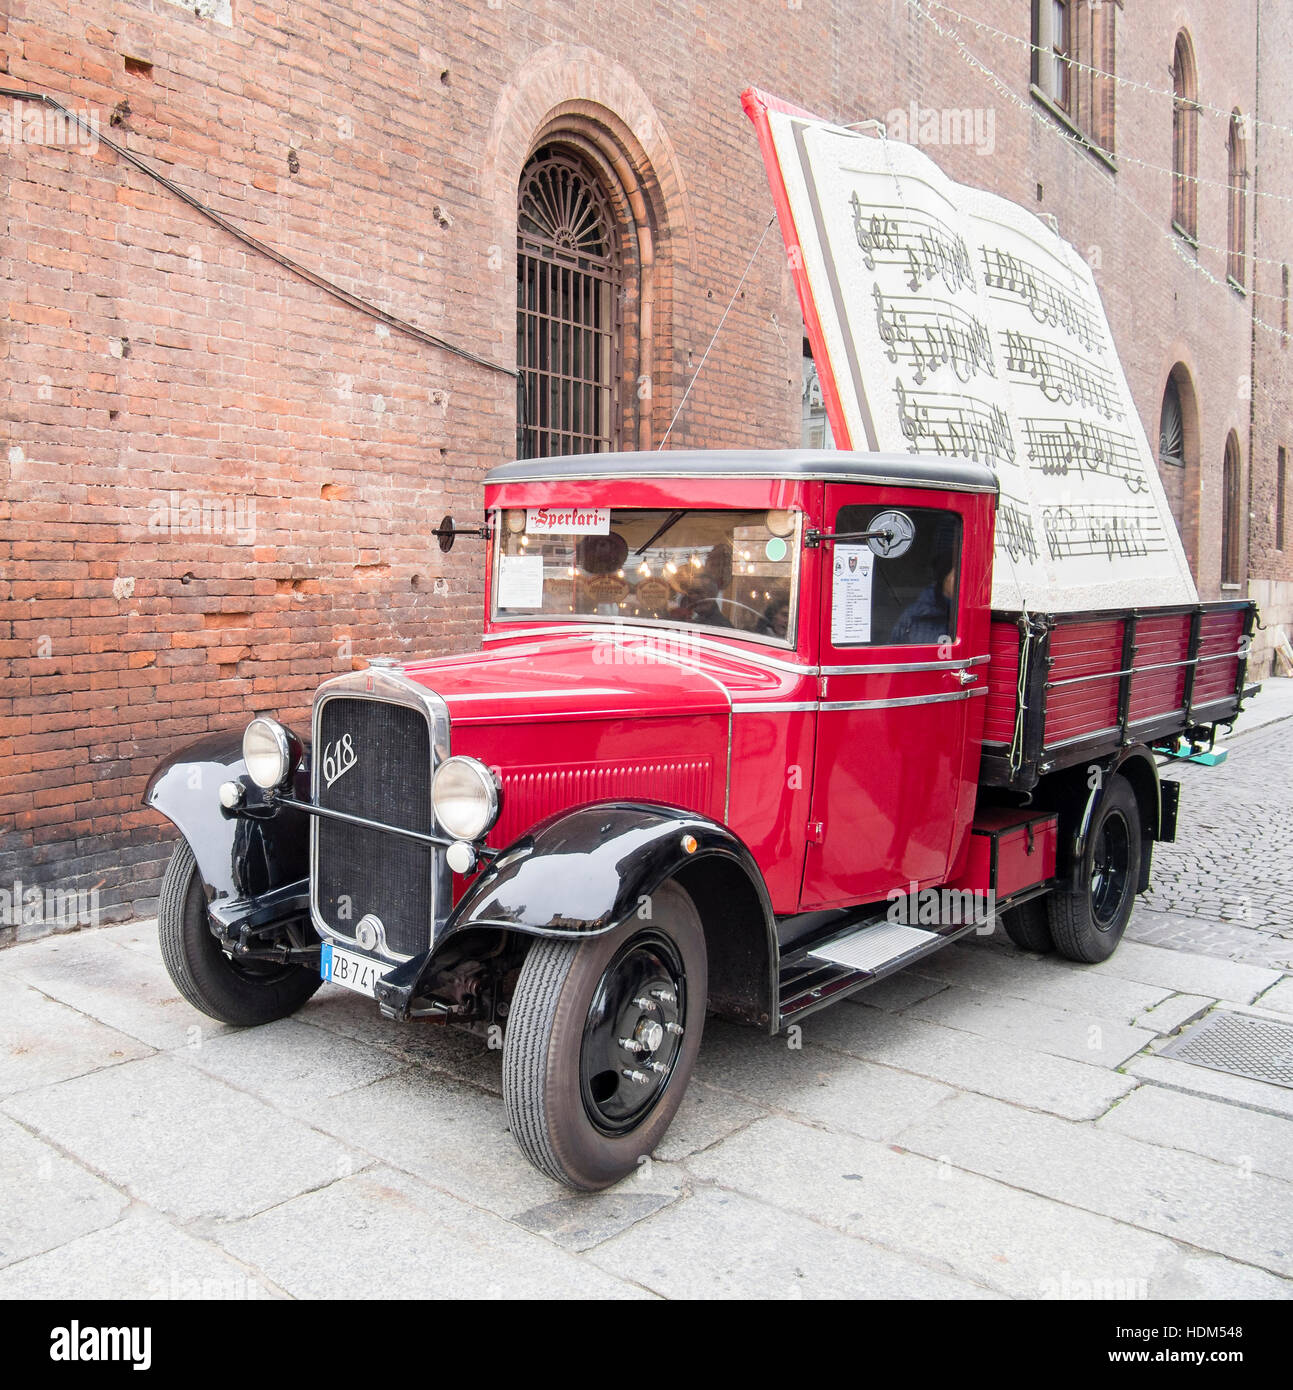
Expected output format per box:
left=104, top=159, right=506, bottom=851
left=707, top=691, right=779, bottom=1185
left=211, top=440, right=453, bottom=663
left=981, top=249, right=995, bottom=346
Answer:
left=1090, top=808, right=1132, bottom=930
left=580, top=931, right=686, bottom=1135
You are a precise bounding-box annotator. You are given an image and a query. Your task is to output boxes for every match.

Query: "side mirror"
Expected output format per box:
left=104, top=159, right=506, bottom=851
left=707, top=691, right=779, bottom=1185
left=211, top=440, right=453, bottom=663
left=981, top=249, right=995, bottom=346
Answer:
left=434, top=516, right=491, bottom=553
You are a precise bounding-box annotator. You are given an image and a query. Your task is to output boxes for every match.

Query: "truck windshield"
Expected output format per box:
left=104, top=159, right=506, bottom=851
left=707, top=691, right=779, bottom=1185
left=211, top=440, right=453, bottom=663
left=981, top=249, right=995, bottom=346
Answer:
left=492, top=507, right=800, bottom=644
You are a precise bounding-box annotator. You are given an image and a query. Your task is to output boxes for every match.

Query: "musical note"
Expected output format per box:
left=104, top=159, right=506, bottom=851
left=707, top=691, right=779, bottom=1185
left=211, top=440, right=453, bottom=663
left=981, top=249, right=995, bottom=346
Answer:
left=1022, top=418, right=1147, bottom=492
left=874, top=286, right=994, bottom=385
left=1041, top=504, right=1167, bottom=562
left=1004, top=330, right=1123, bottom=419
left=981, top=248, right=1102, bottom=353
left=895, top=380, right=1015, bottom=470
left=997, top=498, right=1040, bottom=564
left=850, top=194, right=975, bottom=294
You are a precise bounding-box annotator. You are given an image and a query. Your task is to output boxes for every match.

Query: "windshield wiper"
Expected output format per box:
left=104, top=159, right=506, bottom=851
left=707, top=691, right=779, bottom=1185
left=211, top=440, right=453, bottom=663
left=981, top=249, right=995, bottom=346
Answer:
left=633, top=509, right=687, bottom=557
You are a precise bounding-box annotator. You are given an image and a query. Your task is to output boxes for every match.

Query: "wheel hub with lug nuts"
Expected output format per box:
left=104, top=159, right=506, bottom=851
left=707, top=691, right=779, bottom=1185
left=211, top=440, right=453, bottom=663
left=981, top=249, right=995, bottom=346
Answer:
left=579, top=934, right=687, bottom=1134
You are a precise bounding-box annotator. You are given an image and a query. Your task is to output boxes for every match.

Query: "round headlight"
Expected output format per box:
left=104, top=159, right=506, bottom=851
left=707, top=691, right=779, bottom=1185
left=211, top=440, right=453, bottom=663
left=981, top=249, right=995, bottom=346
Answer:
left=432, top=757, right=499, bottom=841
left=242, top=717, right=292, bottom=790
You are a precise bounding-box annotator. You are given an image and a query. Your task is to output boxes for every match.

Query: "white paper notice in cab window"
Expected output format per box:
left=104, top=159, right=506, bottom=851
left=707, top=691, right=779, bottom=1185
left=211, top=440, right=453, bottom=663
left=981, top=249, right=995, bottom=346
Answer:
left=831, top=545, right=873, bottom=645
left=498, top=554, right=544, bottom=608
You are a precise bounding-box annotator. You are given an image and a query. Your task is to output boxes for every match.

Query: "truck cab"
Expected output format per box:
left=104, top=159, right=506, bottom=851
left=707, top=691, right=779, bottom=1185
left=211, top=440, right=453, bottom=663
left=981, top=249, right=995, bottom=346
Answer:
left=144, top=449, right=1251, bottom=1190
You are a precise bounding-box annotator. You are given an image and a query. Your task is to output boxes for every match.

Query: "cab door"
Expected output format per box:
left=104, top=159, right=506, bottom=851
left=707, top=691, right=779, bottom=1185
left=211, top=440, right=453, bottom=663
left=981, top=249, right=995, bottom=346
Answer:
left=800, top=485, right=990, bottom=910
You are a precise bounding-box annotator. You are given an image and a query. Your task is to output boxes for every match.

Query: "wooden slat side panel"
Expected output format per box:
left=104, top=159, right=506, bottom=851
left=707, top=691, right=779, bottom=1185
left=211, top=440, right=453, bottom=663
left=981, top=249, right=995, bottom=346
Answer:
left=1128, top=611, right=1190, bottom=723
left=1193, top=608, right=1246, bottom=707
left=1044, top=617, right=1123, bottom=745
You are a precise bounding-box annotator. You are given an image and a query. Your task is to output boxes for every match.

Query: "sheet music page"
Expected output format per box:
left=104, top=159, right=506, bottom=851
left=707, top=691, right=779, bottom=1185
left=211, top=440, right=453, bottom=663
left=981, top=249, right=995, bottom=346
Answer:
left=757, top=104, right=1198, bottom=613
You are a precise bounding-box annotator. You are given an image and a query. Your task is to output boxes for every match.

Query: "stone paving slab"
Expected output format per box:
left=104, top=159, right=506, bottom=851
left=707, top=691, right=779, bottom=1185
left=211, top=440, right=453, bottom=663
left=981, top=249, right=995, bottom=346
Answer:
left=0, top=931, right=231, bottom=1052
left=0, top=1113, right=128, bottom=1270
left=0, top=1206, right=282, bottom=1300
left=179, top=1017, right=405, bottom=1110
left=1084, top=939, right=1281, bottom=1003
left=902, top=939, right=1175, bottom=1022
left=1125, top=1053, right=1293, bottom=1121
left=649, top=1079, right=767, bottom=1162
left=216, top=1164, right=649, bottom=1300
left=586, top=1186, right=995, bottom=1299
left=1131, top=992, right=1215, bottom=1034
left=296, top=989, right=501, bottom=1091
left=900, top=985, right=1156, bottom=1068
left=95, top=920, right=163, bottom=962
left=2, top=1055, right=364, bottom=1224
left=0, top=975, right=152, bottom=1098
left=295, top=1064, right=669, bottom=1229
left=1096, top=1085, right=1293, bottom=1184
left=695, top=1020, right=954, bottom=1142
left=895, top=1092, right=1293, bottom=1278
left=1255, top=977, right=1293, bottom=1015
left=805, top=1001, right=1137, bottom=1120
left=683, top=1116, right=1222, bottom=1299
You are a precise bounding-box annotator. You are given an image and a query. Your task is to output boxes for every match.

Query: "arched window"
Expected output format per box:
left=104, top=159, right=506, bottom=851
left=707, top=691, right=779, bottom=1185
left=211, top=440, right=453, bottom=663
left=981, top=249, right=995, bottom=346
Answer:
left=1227, top=112, right=1248, bottom=288
left=517, top=146, right=625, bottom=458
left=1158, top=376, right=1186, bottom=470
left=1221, top=433, right=1242, bottom=585
left=1158, top=366, right=1198, bottom=563
left=1172, top=33, right=1198, bottom=239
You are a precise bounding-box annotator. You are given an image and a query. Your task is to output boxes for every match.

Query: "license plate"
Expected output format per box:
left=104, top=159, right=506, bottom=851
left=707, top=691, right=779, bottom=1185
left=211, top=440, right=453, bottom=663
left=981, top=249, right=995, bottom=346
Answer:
left=320, top=941, right=391, bottom=998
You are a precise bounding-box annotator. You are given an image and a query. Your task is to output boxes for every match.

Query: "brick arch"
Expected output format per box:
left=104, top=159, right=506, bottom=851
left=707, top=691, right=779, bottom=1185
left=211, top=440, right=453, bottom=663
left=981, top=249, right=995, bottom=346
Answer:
left=483, top=46, right=693, bottom=449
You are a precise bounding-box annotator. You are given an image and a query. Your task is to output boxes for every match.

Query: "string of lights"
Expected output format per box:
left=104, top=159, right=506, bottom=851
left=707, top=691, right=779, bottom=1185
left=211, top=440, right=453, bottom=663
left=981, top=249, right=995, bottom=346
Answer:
left=922, top=0, right=1293, bottom=139
left=907, top=3, right=1293, bottom=209
left=905, top=0, right=1291, bottom=343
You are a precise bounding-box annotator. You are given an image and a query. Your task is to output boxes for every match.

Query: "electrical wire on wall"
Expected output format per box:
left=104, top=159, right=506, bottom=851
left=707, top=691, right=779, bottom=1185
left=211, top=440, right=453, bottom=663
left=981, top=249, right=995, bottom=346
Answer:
left=1, top=86, right=517, bottom=379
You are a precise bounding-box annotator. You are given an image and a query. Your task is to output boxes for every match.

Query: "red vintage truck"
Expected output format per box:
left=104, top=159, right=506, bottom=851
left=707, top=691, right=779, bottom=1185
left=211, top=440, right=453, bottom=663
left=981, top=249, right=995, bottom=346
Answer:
left=144, top=448, right=1256, bottom=1189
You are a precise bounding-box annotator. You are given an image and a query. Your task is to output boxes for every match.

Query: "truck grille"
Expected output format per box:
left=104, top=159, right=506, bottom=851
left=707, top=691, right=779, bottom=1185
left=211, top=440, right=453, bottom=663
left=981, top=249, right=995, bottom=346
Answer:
left=314, top=695, right=435, bottom=958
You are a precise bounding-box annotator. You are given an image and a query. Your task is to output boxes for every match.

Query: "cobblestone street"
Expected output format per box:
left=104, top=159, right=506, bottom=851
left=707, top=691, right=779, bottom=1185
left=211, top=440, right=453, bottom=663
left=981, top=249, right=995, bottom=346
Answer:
left=1135, top=691, right=1293, bottom=970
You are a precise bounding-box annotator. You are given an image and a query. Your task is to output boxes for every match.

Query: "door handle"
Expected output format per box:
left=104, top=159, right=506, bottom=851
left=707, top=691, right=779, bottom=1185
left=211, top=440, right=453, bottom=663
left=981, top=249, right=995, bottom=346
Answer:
left=955, top=669, right=979, bottom=686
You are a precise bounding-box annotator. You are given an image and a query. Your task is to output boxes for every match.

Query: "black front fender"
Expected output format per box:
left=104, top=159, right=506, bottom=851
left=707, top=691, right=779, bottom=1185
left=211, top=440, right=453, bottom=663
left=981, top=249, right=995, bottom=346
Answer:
left=142, top=728, right=312, bottom=915
left=447, top=802, right=775, bottom=942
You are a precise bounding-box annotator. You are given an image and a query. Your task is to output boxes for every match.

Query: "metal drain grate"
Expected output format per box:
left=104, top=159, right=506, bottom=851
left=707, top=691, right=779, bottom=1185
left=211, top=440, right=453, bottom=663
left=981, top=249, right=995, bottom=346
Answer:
left=1160, top=1011, right=1293, bottom=1089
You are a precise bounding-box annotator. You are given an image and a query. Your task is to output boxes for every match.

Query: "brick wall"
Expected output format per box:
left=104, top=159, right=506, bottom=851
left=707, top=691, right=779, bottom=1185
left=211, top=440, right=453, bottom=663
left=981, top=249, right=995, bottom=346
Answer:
left=1, top=1, right=1283, bottom=938
left=1248, top=0, right=1293, bottom=677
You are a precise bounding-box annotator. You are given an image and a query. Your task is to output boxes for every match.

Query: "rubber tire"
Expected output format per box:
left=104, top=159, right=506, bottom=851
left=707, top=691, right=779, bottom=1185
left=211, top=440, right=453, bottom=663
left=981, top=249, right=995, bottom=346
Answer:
left=1046, top=774, right=1142, bottom=964
left=502, top=880, right=706, bottom=1191
left=158, top=838, right=321, bottom=1026
left=1000, top=897, right=1054, bottom=953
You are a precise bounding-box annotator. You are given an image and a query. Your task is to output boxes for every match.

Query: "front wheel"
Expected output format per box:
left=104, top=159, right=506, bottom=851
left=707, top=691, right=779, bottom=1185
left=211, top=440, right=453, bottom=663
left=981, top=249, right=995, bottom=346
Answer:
left=1046, top=774, right=1142, bottom=963
left=158, top=838, right=321, bottom=1026
left=502, top=879, right=706, bottom=1190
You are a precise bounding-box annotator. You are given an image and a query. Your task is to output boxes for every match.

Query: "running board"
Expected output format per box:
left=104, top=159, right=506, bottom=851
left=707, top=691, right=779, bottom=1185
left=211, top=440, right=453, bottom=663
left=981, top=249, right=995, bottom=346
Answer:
left=777, top=918, right=973, bottom=1027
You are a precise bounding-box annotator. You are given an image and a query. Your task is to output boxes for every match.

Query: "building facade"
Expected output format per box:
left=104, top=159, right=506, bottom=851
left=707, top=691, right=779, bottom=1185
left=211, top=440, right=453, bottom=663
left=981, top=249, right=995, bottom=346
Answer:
left=1, top=0, right=1288, bottom=932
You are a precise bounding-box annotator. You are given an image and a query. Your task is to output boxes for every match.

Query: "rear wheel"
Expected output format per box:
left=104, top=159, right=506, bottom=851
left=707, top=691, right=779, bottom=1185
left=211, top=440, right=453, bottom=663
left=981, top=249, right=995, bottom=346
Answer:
left=1046, top=775, right=1142, bottom=963
left=1000, top=897, right=1053, bottom=953
left=158, top=838, right=321, bottom=1026
left=502, top=879, right=706, bottom=1190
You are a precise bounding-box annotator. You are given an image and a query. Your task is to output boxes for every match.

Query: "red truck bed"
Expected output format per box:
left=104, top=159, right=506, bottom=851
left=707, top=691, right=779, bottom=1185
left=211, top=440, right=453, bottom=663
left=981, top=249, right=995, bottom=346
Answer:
left=980, top=601, right=1256, bottom=790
